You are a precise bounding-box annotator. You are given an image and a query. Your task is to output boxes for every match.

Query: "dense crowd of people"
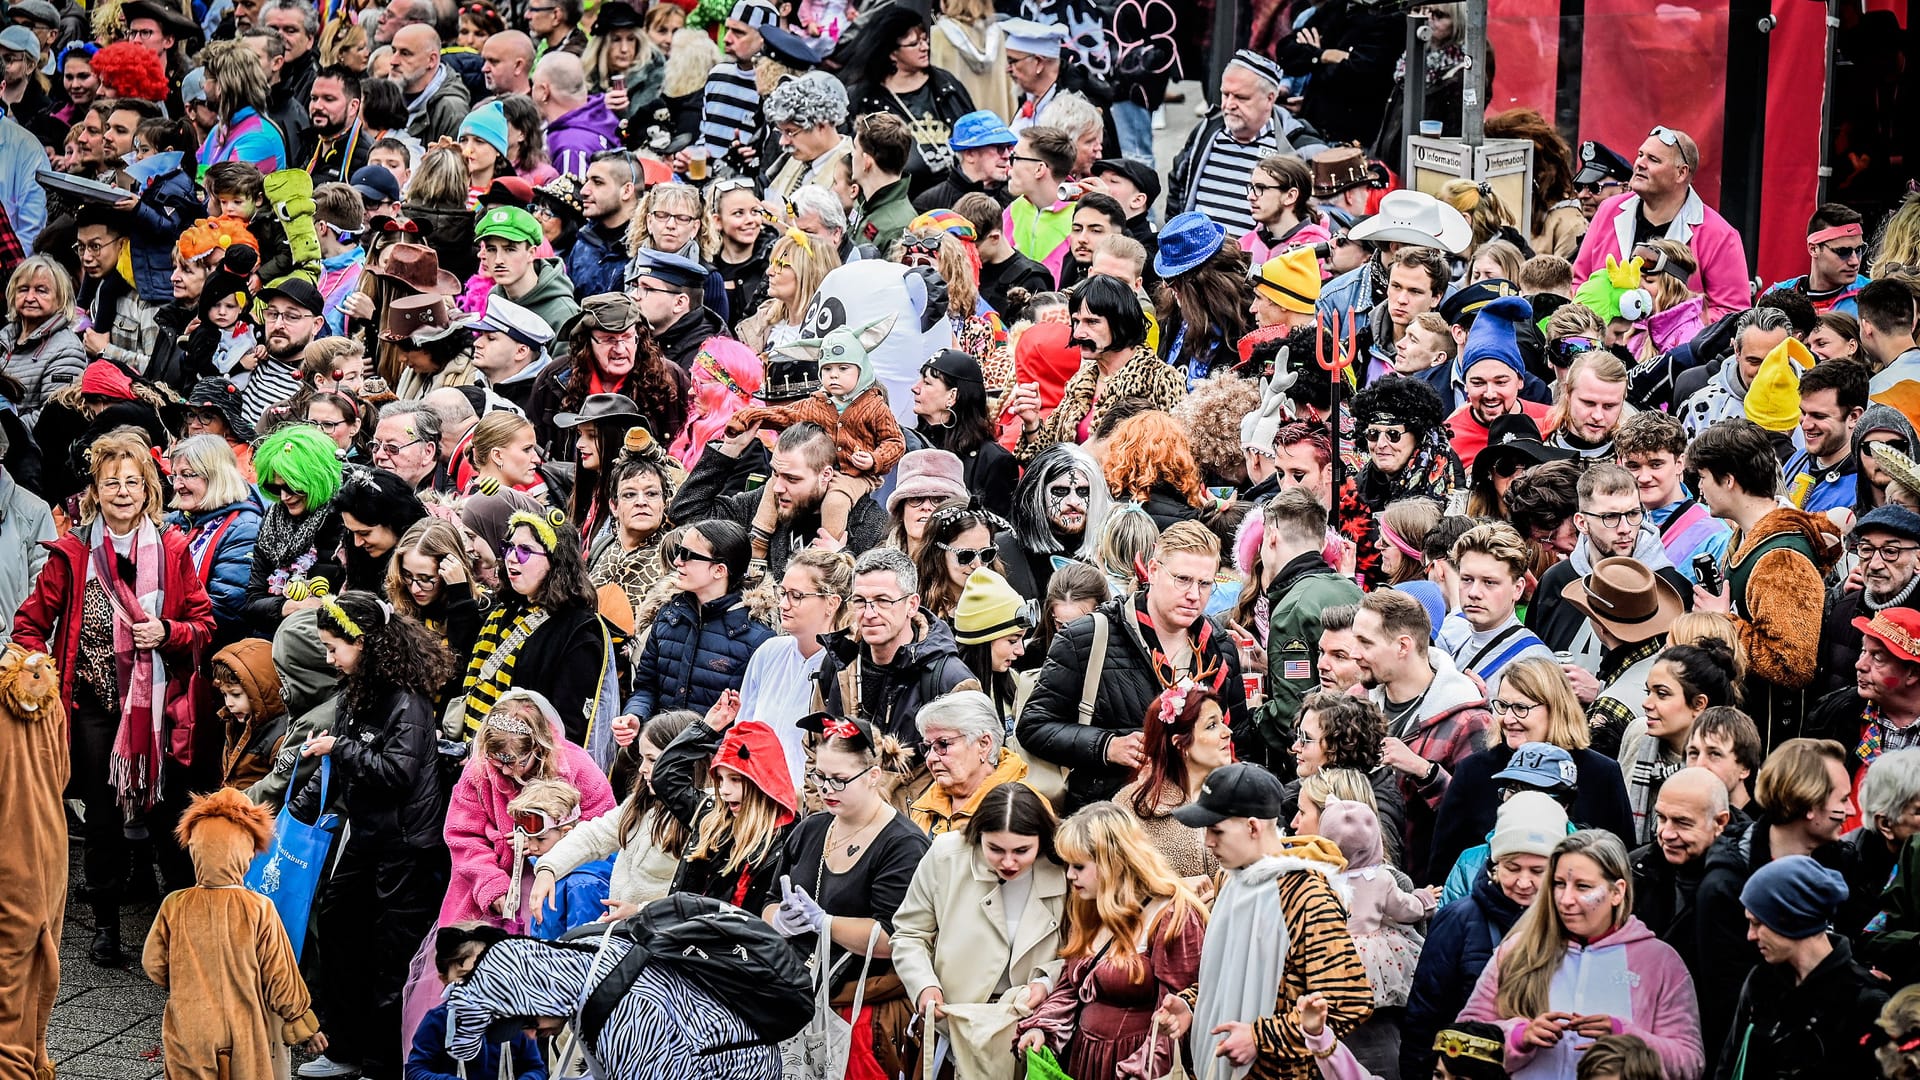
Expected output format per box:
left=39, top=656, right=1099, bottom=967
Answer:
left=4, top=0, right=1920, bottom=1079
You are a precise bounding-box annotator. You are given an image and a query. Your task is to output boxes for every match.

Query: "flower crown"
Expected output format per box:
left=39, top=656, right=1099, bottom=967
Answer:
left=1157, top=679, right=1197, bottom=725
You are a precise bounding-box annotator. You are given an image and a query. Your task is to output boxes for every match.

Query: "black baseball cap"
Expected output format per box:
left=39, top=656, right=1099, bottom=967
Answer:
left=923, top=348, right=983, bottom=385
left=257, top=279, right=325, bottom=316
left=1092, top=158, right=1161, bottom=209
left=1171, top=762, right=1287, bottom=826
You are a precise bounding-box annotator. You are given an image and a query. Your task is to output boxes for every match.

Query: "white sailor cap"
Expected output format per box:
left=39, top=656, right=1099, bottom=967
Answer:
left=1002, top=18, right=1069, bottom=57
left=473, top=293, right=553, bottom=351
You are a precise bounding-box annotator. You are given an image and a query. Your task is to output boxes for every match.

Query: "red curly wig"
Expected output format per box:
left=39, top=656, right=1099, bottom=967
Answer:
left=92, top=42, right=169, bottom=102
left=1102, top=410, right=1207, bottom=509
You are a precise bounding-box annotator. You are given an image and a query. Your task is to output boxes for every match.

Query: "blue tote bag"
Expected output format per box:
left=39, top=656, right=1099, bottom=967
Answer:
left=245, top=757, right=341, bottom=961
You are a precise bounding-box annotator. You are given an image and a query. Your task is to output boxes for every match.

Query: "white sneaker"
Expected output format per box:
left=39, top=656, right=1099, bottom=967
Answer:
left=295, top=1056, right=359, bottom=1078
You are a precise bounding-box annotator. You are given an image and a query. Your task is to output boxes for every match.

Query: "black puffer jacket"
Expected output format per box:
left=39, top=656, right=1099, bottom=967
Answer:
left=1401, top=873, right=1526, bottom=1080
left=291, top=685, right=444, bottom=850
left=815, top=613, right=979, bottom=748
left=1016, top=592, right=1247, bottom=812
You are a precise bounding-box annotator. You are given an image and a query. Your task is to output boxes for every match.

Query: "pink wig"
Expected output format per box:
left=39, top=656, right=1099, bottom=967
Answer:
left=671, top=338, right=764, bottom=469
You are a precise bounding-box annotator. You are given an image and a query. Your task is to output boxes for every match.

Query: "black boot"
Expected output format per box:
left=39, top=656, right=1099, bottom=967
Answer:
left=122, top=837, right=159, bottom=905
left=89, top=907, right=123, bottom=967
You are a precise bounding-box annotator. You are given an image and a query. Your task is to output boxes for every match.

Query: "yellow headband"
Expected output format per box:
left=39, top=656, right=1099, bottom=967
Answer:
left=321, top=597, right=363, bottom=640
left=508, top=509, right=569, bottom=552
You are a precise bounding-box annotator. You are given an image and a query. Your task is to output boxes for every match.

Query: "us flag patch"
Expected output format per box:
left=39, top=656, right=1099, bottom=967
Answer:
left=1283, top=660, right=1311, bottom=680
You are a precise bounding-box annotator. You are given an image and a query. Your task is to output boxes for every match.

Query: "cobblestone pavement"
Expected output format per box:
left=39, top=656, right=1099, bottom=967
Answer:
left=48, top=847, right=168, bottom=1080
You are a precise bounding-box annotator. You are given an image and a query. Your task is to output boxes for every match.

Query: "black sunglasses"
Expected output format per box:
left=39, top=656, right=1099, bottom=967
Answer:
left=669, top=543, right=721, bottom=565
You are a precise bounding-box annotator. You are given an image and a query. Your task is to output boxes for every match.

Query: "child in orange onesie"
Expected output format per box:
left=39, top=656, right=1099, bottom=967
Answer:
left=728, top=314, right=905, bottom=569
left=143, top=787, right=326, bottom=1080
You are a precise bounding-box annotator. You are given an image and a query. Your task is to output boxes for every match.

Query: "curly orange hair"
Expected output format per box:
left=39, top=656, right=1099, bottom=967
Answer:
left=91, top=42, right=169, bottom=103
left=176, top=217, right=259, bottom=263
left=1102, top=410, right=1207, bottom=508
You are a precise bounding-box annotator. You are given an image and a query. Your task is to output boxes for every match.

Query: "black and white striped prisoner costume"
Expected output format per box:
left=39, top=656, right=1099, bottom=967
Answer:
left=444, top=938, right=781, bottom=1080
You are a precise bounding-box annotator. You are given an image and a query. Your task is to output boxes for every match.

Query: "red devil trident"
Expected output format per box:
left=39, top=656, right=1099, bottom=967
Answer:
left=1314, top=310, right=1359, bottom=509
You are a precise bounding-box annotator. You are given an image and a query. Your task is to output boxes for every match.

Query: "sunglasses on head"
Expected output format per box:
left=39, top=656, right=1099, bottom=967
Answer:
left=901, top=234, right=943, bottom=254
left=1548, top=336, right=1599, bottom=364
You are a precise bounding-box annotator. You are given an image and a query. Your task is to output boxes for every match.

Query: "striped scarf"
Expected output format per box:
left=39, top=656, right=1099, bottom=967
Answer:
left=89, top=520, right=168, bottom=813
left=458, top=602, right=551, bottom=738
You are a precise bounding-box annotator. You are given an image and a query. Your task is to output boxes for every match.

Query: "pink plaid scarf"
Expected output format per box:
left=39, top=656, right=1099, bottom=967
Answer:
left=90, top=519, right=167, bottom=813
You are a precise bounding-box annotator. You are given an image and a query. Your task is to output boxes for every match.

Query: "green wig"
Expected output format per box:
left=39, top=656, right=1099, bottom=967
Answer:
left=255, top=424, right=345, bottom=507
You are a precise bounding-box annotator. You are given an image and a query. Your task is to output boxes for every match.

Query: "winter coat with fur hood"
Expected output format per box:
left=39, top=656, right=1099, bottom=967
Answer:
left=211, top=637, right=289, bottom=792
left=440, top=696, right=616, bottom=931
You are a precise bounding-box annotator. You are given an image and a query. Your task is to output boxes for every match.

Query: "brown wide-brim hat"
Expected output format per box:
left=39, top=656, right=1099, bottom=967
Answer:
left=380, top=292, right=462, bottom=344
left=370, top=242, right=461, bottom=296
left=120, top=0, right=204, bottom=42
left=1312, top=146, right=1369, bottom=199
left=1561, top=556, right=1682, bottom=645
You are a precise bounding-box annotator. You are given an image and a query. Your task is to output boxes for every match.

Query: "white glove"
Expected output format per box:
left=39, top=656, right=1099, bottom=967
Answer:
left=772, top=875, right=828, bottom=937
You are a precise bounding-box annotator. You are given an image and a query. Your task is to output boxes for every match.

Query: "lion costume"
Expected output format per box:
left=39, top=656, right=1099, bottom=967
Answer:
left=142, top=787, right=320, bottom=1080
left=0, top=645, right=68, bottom=1080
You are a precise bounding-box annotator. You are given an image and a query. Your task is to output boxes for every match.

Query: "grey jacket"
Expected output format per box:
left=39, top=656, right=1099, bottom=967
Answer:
left=0, top=471, right=53, bottom=642
left=0, top=314, right=86, bottom=427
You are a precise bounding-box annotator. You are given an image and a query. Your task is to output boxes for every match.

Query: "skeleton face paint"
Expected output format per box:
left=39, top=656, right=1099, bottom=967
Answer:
left=1046, top=470, right=1092, bottom=533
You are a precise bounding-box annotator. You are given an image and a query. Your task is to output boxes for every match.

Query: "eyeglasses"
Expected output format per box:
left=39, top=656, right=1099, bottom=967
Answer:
left=1363, top=426, right=1408, bottom=444
left=1247, top=181, right=1286, bottom=198
left=939, top=543, right=997, bottom=567
left=400, top=571, right=440, bottom=589
left=97, top=478, right=145, bottom=493
left=809, top=765, right=874, bottom=792
left=373, top=437, right=424, bottom=457
left=1006, top=53, right=1042, bottom=70
left=1161, top=571, right=1215, bottom=596
left=506, top=542, right=549, bottom=564
left=849, top=594, right=910, bottom=610
left=1009, top=153, right=1046, bottom=166
left=1850, top=540, right=1920, bottom=563
left=779, top=588, right=831, bottom=604
left=1825, top=244, right=1867, bottom=262
left=309, top=416, right=353, bottom=432
left=263, top=307, right=314, bottom=324
left=1291, top=730, right=1316, bottom=746
left=1487, top=698, right=1544, bottom=718
left=1578, top=507, right=1645, bottom=530
left=923, top=735, right=973, bottom=758
left=650, top=209, right=698, bottom=226
left=77, top=239, right=117, bottom=255
left=173, top=467, right=204, bottom=482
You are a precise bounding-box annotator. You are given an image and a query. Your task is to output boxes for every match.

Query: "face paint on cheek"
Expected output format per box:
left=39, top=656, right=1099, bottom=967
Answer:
left=1578, top=887, right=1609, bottom=910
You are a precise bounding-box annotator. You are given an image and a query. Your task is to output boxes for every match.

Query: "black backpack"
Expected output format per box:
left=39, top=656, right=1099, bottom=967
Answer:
left=562, top=894, right=813, bottom=1053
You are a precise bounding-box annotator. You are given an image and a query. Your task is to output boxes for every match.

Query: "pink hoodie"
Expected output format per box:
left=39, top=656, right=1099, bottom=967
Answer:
left=1573, top=190, right=1750, bottom=322
left=1458, top=915, right=1703, bottom=1080
left=439, top=715, right=618, bottom=931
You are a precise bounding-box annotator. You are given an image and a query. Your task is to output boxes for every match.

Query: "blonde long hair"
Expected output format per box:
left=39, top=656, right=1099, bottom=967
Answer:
left=1493, top=830, right=1634, bottom=1019
left=1054, top=802, right=1205, bottom=981
left=660, top=26, right=718, bottom=98
left=473, top=692, right=561, bottom=783
left=1494, top=657, right=1591, bottom=750
left=692, top=774, right=786, bottom=877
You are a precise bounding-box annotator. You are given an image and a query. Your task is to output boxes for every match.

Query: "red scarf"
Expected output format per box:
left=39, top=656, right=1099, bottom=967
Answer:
left=91, top=520, right=167, bottom=813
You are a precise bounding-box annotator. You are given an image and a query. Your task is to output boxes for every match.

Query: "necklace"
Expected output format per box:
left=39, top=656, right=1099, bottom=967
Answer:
left=818, top=809, right=889, bottom=898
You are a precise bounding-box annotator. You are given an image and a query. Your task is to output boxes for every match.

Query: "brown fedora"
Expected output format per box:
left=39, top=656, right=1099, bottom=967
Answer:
left=380, top=293, right=462, bottom=344
left=1312, top=146, right=1370, bottom=200
left=370, top=242, right=461, bottom=295
left=1561, top=556, right=1682, bottom=645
